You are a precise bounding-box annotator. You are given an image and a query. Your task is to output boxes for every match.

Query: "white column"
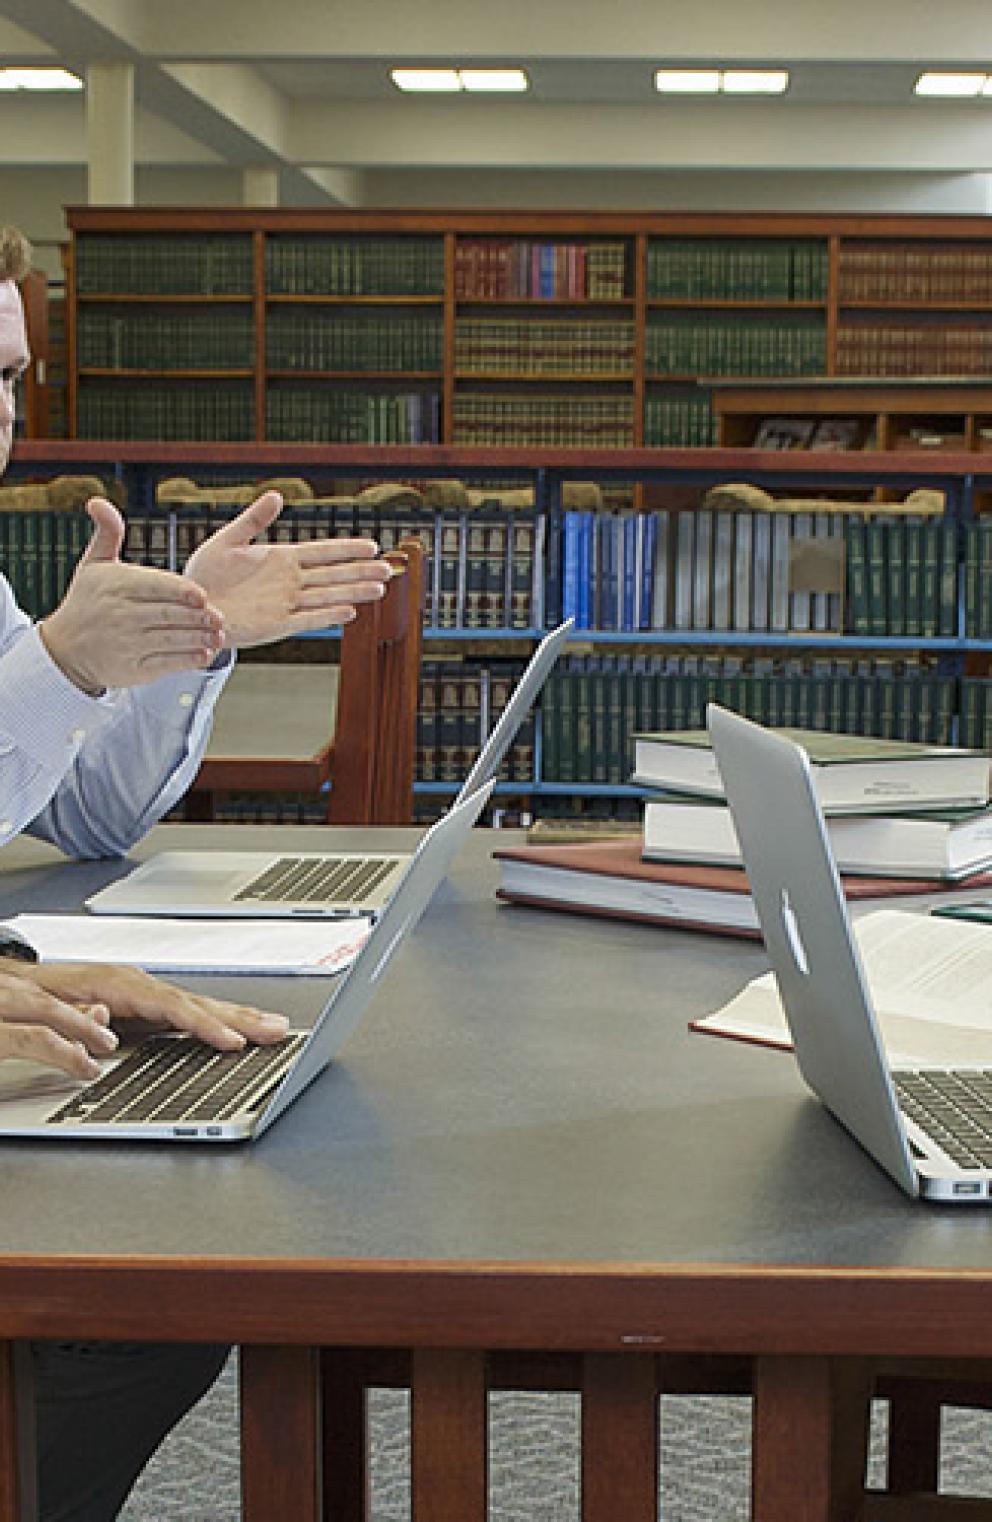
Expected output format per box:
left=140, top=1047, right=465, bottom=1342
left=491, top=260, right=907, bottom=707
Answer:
left=86, top=61, right=135, bottom=205
left=242, top=167, right=280, bottom=207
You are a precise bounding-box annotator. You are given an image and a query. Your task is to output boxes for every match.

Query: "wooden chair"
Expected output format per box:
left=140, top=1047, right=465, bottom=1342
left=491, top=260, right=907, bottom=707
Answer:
left=184, top=536, right=425, bottom=825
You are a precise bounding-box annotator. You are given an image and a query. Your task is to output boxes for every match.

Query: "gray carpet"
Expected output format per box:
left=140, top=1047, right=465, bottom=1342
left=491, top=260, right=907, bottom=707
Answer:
left=117, top=1353, right=992, bottom=1519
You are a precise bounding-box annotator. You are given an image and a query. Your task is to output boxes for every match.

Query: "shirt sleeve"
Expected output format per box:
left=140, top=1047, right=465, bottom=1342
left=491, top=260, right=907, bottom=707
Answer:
left=0, top=577, right=233, bottom=858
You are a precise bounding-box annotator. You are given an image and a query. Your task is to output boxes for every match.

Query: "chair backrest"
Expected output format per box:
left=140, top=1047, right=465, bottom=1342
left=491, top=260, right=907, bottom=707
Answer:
left=326, top=535, right=426, bottom=826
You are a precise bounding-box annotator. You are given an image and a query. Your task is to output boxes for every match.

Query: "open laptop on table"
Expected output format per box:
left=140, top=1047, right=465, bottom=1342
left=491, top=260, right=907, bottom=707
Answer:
left=707, top=702, right=992, bottom=1204
left=0, top=782, right=493, bottom=1142
left=87, top=617, right=574, bottom=920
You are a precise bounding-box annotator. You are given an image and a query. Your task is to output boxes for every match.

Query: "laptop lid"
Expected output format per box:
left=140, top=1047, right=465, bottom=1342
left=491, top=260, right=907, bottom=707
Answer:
left=456, top=618, right=574, bottom=801
left=85, top=620, right=574, bottom=920
left=706, top=703, right=920, bottom=1197
left=0, top=782, right=494, bottom=1142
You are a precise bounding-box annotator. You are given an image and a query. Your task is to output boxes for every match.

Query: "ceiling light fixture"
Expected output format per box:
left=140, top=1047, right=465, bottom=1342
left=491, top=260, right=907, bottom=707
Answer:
left=722, top=70, right=789, bottom=94
left=460, top=69, right=528, bottom=92
left=0, top=67, right=82, bottom=91
left=654, top=68, right=789, bottom=95
left=654, top=70, right=721, bottom=94
left=391, top=67, right=529, bottom=93
left=390, top=69, right=461, bottom=93
left=914, top=72, right=986, bottom=97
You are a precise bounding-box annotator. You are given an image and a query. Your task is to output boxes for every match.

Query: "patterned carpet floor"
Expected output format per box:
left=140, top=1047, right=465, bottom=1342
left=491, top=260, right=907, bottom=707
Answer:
left=118, top=1354, right=992, bottom=1520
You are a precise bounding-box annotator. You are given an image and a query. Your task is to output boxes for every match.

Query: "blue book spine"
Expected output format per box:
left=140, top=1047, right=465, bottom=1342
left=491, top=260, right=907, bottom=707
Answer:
left=562, top=511, right=582, bottom=622
left=639, top=512, right=658, bottom=630
left=621, top=513, right=638, bottom=632
left=598, top=513, right=616, bottom=630
left=540, top=243, right=556, bottom=298
left=577, top=513, right=593, bottom=629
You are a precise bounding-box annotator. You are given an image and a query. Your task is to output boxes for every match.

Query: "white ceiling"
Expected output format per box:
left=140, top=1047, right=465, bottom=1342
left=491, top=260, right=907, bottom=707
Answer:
left=3, top=0, right=992, bottom=205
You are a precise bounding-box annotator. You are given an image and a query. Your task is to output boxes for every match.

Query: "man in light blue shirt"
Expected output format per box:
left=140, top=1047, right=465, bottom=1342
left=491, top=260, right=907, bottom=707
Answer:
left=0, top=223, right=393, bottom=1521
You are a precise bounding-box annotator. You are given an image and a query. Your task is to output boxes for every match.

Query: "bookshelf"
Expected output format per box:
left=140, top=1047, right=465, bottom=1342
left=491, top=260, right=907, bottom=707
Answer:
left=9, top=440, right=992, bottom=823
left=58, top=209, right=992, bottom=453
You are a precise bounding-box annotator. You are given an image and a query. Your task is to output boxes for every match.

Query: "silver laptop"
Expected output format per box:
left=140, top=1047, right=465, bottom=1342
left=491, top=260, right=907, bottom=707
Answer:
left=87, top=618, right=574, bottom=919
left=708, top=703, right=992, bottom=1205
left=2, top=783, right=493, bottom=1142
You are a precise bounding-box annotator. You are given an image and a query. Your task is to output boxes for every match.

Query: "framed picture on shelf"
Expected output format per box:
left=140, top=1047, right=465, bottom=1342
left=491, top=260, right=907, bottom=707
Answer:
left=808, top=417, right=861, bottom=451
left=752, top=417, right=815, bottom=450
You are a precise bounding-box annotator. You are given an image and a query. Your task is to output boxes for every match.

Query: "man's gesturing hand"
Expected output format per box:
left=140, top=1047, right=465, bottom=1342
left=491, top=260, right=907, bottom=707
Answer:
left=184, top=491, right=393, bottom=648
left=40, top=497, right=226, bottom=694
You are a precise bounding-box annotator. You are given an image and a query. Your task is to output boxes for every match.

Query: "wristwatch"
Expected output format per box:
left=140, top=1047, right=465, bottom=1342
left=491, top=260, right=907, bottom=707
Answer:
left=0, top=928, right=39, bottom=964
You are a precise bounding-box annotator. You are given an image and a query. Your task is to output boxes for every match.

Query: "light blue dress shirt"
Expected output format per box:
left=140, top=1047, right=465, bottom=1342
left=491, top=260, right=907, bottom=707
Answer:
left=0, top=576, right=231, bottom=858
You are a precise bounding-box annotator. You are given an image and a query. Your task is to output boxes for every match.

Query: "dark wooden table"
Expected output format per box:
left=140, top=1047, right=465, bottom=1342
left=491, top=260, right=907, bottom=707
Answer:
left=2, top=824, right=992, bottom=1521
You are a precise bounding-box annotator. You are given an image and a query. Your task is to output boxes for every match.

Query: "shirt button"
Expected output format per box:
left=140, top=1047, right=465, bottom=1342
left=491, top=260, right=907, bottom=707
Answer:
left=69, top=727, right=86, bottom=744
left=178, top=692, right=194, bottom=709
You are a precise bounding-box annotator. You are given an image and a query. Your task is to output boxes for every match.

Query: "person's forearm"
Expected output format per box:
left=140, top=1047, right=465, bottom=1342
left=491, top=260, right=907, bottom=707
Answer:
left=27, top=658, right=234, bottom=858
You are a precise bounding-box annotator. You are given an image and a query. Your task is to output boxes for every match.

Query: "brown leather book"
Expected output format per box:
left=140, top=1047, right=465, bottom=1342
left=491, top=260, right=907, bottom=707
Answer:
left=493, top=837, right=992, bottom=941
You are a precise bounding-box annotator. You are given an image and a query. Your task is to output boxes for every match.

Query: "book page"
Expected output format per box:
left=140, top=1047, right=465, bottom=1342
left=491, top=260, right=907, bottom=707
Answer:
left=693, top=909, right=992, bottom=1066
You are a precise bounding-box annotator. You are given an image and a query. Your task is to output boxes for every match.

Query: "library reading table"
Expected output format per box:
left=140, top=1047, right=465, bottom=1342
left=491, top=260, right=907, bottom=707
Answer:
left=1, top=824, right=992, bottom=1521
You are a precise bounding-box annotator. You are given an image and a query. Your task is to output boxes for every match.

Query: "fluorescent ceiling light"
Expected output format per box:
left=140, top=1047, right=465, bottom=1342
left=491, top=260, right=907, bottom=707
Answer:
left=722, top=69, right=789, bottom=94
left=460, top=69, right=528, bottom=92
left=391, top=66, right=529, bottom=93
left=654, top=70, right=720, bottom=94
left=391, top=68, right=461, bottom=93
left=654, top=68, right=789, bottom=95
left=914, top=71, right=985, bottom=97
left=0, top=67, right=82, bottom=91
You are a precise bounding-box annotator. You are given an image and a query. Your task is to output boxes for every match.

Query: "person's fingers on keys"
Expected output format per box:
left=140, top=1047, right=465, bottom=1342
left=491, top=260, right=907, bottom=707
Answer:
left=0, top=973, right=118, bottom=1078
left=29, top=963, right=289, bottom=1051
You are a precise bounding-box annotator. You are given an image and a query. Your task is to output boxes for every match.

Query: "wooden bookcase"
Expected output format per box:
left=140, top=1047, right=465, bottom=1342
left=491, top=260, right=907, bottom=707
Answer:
left=61, top=208, right=992, bottom=451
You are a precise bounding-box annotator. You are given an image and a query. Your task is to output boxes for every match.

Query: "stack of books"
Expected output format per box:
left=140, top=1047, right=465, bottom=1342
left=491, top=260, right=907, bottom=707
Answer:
left=494, top=727, right=992, bottom=938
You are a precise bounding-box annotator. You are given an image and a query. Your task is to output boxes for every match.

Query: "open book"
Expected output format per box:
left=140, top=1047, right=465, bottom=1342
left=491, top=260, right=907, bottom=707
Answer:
left=691, top=908, right=992, bottom=1067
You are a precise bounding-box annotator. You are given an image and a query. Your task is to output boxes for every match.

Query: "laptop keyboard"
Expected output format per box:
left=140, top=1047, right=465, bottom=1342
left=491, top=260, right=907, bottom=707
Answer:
left=893, top=1071, right=992, bottom=1169
left=47, top=1032, right=307, bottom=1127
left=235, top=855, right=401, bottom=904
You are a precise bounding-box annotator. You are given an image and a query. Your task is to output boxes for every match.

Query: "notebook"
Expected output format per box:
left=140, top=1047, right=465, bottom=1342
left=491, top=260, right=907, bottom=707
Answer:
left=0, top=782, right=493, bottom=1142
left=707, top=703, right=992, bottom=1204
left=86, top=618, right=574, bottom=920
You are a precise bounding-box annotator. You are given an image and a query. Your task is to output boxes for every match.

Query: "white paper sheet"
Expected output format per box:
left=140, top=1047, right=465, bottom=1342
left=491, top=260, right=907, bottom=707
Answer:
left=4, top=914, right=372, bottom=976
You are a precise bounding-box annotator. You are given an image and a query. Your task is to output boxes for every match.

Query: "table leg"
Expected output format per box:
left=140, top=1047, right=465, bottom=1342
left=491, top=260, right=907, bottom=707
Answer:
left=581, top=1353, right=657, bottom=1522
left=410, top=1349, right=486, bottom=1522
left=0, top=1343, right=36, bottom=1522
left=241, top=1345, right=321, bottom=1522
left=320, top=1349, right=372, bottom=1522
left=885, top=1383, right=941, bottom=1494
left=752, top=1355, right=871, bottom=1522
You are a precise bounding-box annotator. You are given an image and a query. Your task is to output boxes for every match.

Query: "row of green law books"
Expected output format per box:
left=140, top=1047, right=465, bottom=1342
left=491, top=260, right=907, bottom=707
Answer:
left=540, top=652, right=956, bottom=787
left=266, top=310, right=443, bottom=372
left=644, top=310, right=826, bottom=377
left=77, top=310, right=255, bottom=372
left=265, top=236, right=445, bottom=297
left=76, top=236, right=254, bottom=296
left=77, top=385, right=255, bottom=442
left=645, top=238, right=828, bottom=301
left=266, top=390, right=440, bottom=445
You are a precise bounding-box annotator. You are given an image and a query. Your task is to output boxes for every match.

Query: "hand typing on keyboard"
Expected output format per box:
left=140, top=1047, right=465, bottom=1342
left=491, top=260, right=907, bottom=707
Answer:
left=0, top=958, right=289, bottom=1081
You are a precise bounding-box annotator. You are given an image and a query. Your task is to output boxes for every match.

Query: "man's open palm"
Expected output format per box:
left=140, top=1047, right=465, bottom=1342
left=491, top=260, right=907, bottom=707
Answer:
left=184, top=491, right=392, bottom=647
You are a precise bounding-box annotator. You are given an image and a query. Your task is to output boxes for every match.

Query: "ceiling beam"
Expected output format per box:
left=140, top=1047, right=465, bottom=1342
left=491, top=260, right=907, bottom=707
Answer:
left=286, top=101, right=992, bottom=174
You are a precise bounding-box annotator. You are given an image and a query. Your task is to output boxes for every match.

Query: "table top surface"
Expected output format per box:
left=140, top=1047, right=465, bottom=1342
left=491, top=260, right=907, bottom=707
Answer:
left=2, top=823, right=992, bottom=1353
